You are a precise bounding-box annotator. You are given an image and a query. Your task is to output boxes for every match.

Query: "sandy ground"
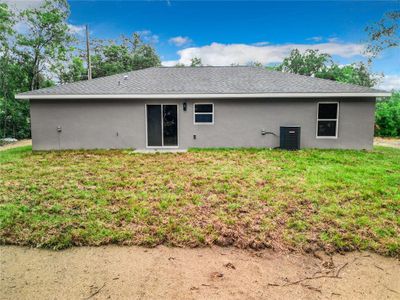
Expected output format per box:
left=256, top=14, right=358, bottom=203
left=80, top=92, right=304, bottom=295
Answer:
left=0, top=139, right=32, bottom=151
left=374, top=137, right=400, bottom=149
left=0, top=246, right=399, bottom=300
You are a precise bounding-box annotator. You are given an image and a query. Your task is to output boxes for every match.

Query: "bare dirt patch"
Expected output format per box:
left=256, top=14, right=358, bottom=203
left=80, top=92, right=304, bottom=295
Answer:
left=374, top=137, right=400, bottom=149
left=1, top=246, right=399, bottom=300
left=0, top=139, right=31, bottom=151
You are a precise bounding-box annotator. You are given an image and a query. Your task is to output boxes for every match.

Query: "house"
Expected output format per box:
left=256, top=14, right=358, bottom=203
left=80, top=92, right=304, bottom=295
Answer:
left=16, top=66, right=390, bottom=151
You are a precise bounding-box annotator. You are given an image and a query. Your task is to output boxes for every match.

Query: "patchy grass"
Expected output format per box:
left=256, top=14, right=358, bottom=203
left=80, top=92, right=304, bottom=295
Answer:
left=0, top=146, right=399, bottom=256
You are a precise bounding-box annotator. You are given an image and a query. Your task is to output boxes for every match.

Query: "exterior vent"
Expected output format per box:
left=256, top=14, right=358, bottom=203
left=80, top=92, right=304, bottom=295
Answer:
left=280, top=126, right=300, bottom=150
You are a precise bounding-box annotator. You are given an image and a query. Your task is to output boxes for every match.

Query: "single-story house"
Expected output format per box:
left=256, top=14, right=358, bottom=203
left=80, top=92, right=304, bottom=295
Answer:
left=16, top=66, right=390, bottom=151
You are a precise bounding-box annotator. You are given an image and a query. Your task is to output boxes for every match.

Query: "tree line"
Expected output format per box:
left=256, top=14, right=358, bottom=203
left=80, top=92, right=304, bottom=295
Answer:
left=0, top=1, right=398, bottom=139
left=0, top=0, right=161, bottom=139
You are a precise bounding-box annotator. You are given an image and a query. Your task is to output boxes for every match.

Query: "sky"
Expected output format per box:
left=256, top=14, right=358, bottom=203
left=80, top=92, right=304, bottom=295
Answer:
left=6, top=0, right=400, bottom=90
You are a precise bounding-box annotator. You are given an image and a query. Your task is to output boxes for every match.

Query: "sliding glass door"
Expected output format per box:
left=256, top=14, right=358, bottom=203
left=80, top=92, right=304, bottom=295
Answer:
left=146, top=104, right=178, bottom=147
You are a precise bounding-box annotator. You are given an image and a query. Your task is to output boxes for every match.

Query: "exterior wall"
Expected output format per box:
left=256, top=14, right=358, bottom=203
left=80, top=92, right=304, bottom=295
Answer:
left=30, top=98, right=375, bottom=150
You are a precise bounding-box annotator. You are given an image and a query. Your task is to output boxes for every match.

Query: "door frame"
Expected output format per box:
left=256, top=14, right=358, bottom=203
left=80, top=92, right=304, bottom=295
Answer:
left=145, top=103, right=179, bottom=149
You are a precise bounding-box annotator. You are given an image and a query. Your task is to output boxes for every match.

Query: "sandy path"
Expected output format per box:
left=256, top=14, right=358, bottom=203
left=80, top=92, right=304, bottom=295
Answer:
left=374, top=137, right=400, bottom=149
left=1, top=246, right=399, bottom=300
left=0, top=139, right=31, bottom=151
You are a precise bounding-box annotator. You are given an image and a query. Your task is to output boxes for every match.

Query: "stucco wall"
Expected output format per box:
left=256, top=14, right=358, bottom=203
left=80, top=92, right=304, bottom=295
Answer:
left=30, top=98, right=375, bottom=150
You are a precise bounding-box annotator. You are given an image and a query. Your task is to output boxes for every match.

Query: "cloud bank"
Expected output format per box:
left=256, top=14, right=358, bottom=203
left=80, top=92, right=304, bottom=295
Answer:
left=162, top=41, right=366, bottom=66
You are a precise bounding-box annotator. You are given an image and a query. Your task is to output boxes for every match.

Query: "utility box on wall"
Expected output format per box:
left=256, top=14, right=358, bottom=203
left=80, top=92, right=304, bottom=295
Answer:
left=280, top=126, right=301, bottom=150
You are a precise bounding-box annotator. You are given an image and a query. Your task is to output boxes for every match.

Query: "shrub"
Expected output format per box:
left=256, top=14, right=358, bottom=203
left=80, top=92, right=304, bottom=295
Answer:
left=375, top=92, right=400, bottom=137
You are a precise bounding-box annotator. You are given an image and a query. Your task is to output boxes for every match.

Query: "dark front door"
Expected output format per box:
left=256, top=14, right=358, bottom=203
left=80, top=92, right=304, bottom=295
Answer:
left=146, top=104, right=178, bottom=147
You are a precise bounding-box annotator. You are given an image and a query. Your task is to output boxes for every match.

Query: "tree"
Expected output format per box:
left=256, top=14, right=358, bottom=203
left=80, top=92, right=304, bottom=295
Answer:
left=318, top=63, right=377, bottom=87
left=56, top=56, right=86, bottom=83
left=375, top=92, right=400, bottom=137
left=276, top=49, right=331, bottom=76
left=0, top=3, right=17, bottom=138
left=190, top=57, right=202, bottom=67
left=1, top=0, right=73, bottom=139
left=365, top=11, right=400, bottom=62
left=90, top=33, right=161, bottom=78
left=276, top=49, right=376, bottom=87
left=0, top=3, right=14, bottom=45
left=16, top=0, right=75, bottom=90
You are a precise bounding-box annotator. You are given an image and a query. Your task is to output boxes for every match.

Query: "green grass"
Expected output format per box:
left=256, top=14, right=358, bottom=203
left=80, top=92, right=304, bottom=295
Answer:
left=0, top=146, right=399, bottom=256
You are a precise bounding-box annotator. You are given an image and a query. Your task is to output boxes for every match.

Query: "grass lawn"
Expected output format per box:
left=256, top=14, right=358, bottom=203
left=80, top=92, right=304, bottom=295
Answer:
left=0, top=146, right=399, bottom=256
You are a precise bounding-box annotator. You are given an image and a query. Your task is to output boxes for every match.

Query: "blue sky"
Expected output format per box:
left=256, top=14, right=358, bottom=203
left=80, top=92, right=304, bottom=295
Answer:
left=9, top=1, right=400, bottom=89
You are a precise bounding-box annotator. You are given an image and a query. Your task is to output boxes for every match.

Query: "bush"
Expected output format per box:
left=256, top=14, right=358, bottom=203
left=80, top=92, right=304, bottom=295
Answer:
left=375, top=92, right=400, bottom=137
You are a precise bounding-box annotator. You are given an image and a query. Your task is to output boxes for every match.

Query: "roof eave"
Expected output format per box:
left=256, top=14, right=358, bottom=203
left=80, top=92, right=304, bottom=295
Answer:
left=15, top=92, right=391, bottom=100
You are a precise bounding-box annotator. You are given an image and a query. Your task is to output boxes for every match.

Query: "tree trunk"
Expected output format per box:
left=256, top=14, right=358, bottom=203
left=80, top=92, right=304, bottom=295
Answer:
left=31, top=52, right=39, bottom=91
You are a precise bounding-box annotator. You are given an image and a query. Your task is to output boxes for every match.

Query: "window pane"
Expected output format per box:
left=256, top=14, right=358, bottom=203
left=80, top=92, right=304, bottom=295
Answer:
left=318, top=103, right=338, bottom=119
left=147, top=105, right=162, bottom=146
left=318, top=121, right=337, bottom=137
left=195, top=114, right=213, bottom=123
left=163, top=105, right=178, bottom=146
left=195, top=104, right=213, bottom=113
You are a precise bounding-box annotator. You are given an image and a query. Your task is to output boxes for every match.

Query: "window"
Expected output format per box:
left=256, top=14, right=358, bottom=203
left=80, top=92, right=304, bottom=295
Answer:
left=194, top=103, right=214, bottom=124
left=316, top=102, right=339, bottom=138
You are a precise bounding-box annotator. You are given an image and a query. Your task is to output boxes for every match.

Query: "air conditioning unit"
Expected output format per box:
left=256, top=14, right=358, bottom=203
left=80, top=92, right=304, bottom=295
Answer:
left=280, top=126, right=301, bottom=150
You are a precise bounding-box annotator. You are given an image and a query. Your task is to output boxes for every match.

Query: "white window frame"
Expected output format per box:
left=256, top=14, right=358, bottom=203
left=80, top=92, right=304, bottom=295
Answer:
left=316, top=101, right=339, bottom=139
left=193, top=103, right=214, bottom=125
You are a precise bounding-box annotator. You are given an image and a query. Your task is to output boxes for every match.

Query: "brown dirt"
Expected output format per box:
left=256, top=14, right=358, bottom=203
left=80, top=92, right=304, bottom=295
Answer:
left=1, top=246, right=399, bottom=300
left=374, top=137, right=400, bottom=149
left=0, top=139, right=31, bottom=151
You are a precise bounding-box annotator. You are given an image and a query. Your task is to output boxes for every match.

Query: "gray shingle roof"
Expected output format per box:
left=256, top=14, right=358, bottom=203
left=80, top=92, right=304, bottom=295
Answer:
left=17, top=66, right=387, bottom=98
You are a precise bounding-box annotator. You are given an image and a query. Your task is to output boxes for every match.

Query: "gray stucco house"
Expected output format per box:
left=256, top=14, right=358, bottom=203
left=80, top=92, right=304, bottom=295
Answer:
left=16, top=66, right=390, bottom=151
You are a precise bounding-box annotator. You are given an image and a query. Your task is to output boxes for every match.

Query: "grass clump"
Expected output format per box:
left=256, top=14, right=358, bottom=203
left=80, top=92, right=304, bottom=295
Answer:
left=0, top=146, right=399, bottom=256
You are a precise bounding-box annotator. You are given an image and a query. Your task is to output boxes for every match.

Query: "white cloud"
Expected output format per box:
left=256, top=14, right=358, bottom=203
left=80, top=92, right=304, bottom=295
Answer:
left=137, top=30, right=159, bottom=44
left=162, top=60, right=180, bottom=67
left=169, top=36, right=192, bottom=47
left=162, top=41, right=366, bottom=66
left=327, top=37, right=340, bottom=43
left=68, top=24, right=85, bottom=36
left=252, top=41, right=270, bottom=46
left=375, top=75, right=400, bottom=91
left=307, top=36, right=323, bottom=42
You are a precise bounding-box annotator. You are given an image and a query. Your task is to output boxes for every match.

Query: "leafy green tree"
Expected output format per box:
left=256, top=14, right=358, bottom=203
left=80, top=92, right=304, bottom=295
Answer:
left=190, top=57, right=202, bottom=67
left=1, top=0, right=73, bottom=139
left=90, top=33, right=161, bottom=78
left=276, top=49, right=376, bottom=87
left=375, top=92, right=400, bottom=137
left=276, top=49, right=331, bottom=76
left=0, top=3, right=18, bottom=138
left=0, top=3, right=14, bottom=45
left=365, top=11, right=400, bottom=62
left=318, top=63, right=377, bottom=87
left=16, top=0, right=75, bottom=90
left=56, top=56, right=86, bottom=83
